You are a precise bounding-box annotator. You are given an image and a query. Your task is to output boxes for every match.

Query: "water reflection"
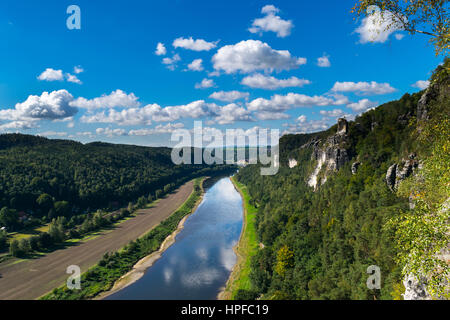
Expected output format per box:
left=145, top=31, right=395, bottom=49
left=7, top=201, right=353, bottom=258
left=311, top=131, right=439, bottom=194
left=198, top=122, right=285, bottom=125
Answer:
left=106, top=177, right=243, bottom=300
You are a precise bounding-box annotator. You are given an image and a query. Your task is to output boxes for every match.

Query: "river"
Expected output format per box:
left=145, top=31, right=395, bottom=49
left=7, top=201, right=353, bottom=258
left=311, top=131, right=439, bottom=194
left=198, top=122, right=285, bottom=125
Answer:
left=106, top=177, right=243, bottom=300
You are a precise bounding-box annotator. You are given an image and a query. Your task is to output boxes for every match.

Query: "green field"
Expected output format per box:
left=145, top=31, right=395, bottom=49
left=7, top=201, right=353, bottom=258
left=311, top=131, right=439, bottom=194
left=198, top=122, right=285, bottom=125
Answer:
left=223, top=176, right=259, bottom=299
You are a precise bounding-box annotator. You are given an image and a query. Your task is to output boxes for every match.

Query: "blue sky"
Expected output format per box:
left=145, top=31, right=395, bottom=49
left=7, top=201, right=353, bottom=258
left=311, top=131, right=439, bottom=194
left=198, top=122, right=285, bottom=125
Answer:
left=0, top=0, right=443, bottom=146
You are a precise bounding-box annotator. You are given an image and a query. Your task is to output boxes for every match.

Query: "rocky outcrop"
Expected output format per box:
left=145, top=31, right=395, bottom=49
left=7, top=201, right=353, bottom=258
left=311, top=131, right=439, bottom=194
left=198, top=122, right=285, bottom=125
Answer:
left=351, top=162, right=361, bottom=175
left=308, top=118, right=351, bottom=190
left=386, top=157, right=419, bottom=191
left=288, top=158, right=298, bottom=168
left=403, top=274, right=431, bottom=300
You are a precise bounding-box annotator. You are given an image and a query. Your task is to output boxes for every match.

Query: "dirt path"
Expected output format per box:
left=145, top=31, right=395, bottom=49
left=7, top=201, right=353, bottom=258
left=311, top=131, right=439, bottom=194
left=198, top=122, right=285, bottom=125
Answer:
left=0, top=181, right=194, bottom=300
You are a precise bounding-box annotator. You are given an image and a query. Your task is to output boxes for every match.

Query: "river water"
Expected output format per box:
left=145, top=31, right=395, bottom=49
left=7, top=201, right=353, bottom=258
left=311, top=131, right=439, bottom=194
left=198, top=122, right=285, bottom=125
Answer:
left=106, top=177, right=243, bottom=300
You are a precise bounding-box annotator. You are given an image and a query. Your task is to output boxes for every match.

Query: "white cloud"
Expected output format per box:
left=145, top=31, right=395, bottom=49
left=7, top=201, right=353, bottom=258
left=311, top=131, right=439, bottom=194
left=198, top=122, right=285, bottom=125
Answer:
left=319, top=109, right=345, bottom=118
left=214, top=103, right=253, bottom=124
left=347, top=99, right=378, bottom=112
left=37, top=131, right=68, bottom=137
left=283, top=116, right=331, bottom=134
left=317, top=55, right=331, bottom=67
left=255, top=111, right=290, bottom=121
left=173, top=37, right=217, bottom=51
left=355, top=10, right=405, bottom=43
left=249, top=5, right=293, bottom=38
left=247, top=92, right=345, bottom=113
left=162, top=54, right=181, bottom=70
left=129, top=123, right=185, bottom=136
left=155, top=42, right=167, bottom=56
left=0, top=90, right=77, bottom=121
left=96, top=127, right=128, bottom=137
left=73, top=66, right=84, bottom=74
left=66, top=73, right=82, bottom=84
left=0, top=120, right=38, bottom=131
left=81, top=100, right=220, bottom=125
left=195, top=78, right=215, bottom=89
left=70, top=90, right=140, bottom=110
left=209, top=91, right=249, bottom=102
left=212, top=40, right=306, bottom=74
left=411, top=80, right=430, bottom=90
left=187, top=59, right=204, bottom=71
left=241, top=73, right=311, bottom=90
left=331, top=81, right=396, bottom=95
left=37, top=68, right=64, bottom=81
left=394, top=33, right=405, bottom=40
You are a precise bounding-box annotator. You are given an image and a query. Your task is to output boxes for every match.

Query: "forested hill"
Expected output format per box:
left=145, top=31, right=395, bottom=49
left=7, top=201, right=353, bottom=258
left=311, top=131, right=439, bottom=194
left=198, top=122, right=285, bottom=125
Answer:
left=0, top=134, right=230, bottom=230
left=235, top=59, right=449, bottom=300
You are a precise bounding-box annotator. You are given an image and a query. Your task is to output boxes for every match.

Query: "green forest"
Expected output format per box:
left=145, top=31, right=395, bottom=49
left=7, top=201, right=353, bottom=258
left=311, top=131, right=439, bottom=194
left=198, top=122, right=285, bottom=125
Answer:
left=0, top=135, right=233, bottom=254
left=234, top=59, right=449, bottom=300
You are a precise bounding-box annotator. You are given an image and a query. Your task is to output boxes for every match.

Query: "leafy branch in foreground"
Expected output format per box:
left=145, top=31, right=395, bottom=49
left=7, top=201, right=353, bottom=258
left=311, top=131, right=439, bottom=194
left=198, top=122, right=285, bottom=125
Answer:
left=352, top=0, right=449, bottom=56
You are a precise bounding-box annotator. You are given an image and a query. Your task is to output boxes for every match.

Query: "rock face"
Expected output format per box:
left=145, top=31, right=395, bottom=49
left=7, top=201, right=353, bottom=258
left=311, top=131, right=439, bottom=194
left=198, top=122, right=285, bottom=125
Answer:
left=403, top=274, right=431, bottom=300
left=351, top=162, right=361, bottom=175
left=308, top=118, right=351, bottom=190
left=288, top=158, right=298, bottom=168
left=386, top=160, right=419, bottom=191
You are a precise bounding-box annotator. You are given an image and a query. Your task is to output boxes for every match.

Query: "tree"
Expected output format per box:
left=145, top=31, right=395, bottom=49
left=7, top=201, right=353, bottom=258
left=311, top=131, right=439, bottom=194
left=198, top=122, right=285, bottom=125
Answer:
left=352, top=0, right=449, bottom=55
left=48, top=218, right=66, bottom=243
left=36, top=193, right=53, bottom=215
left=0, top=207, right=19, bottom=230
left=9, top=240, right=21, bottom=257
left=0, top=230, right=7, bottom=250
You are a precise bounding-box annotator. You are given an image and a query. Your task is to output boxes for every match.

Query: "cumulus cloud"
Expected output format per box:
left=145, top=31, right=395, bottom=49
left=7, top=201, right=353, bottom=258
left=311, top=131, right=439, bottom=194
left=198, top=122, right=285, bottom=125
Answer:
left=0, top=90, right=77, bottom=122
left=173, top=37, right=217, bottom=51
left=70, top=90, right=140, bottom=110
left=37, top=68, right=64, bottom=81
left=241, top=73, right=311, bottom=90
left=66, top=73, right=82, bottom=84
left=247, top=92, right=345, bottom=113
left=331, top=81, right=396, bottom=95
left=212, top=40, right=306, bottom=74
left=255, top=111, right=290, bottom=121
left=195, top=78, right=215, bottom=89
left=129, top=123, right=185, bottom=136
left=317, top=55, right=331, bottom=67
left=209, top=91, right=249, bottom=102
left=213, top=103, right=253, bottom=124
left=162, top=54, right=181, bottom=70
left=319, top=109, right=345, bottom=118
left=355, top=9, right=405, bottom=43
left=249, top=5, right=293, bottom=38
left=81, top=100, right=220, bottom=126
left=0, top=120, right=38, bottom=131
left=155, top=42, right=167, bottom=56
left=38, top=68, right=83, bottom=84
left=347, top=99, right=378, bottom=112
left=411, top=80, right=430, bottom=90
left=73, top=66, right=84, bottom=74
left=187, top=59, right=204, bottom=71
left=283, top=116, right=331, bottom=134
left=96, top=127, right=128, bottom=137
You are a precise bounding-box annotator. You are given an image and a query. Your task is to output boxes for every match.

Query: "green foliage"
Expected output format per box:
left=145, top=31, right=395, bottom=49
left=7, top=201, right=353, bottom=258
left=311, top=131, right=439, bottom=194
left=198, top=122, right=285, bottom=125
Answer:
left=352, top=0, right=449, bottom=56
left=388, top=59, right=450, bottom=299
left=0, top=229, right=7, bottom=251
left=234, top=82, right=427, bottom=300
left=0, top=207, right=19, bottom=231
left=41, top=178, right=205, bottom=300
